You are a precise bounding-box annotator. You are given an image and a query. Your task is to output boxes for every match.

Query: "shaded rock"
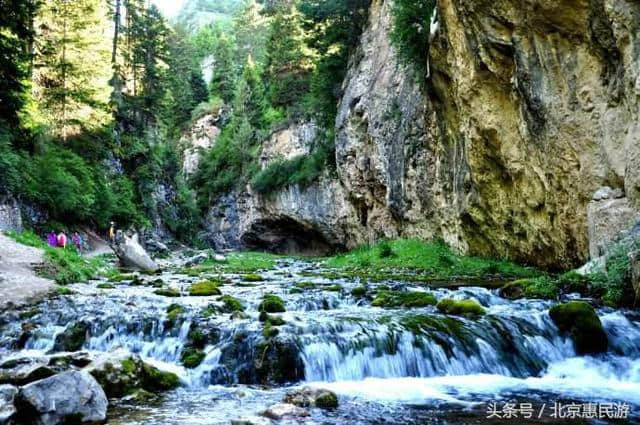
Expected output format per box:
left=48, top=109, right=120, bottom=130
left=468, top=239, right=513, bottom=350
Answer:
left=0, top=361, right=55, bottom=386
left=262, top=403, right=309, bottom=420
left=255, top=336, right=304, bottom=385
left=113, top=232, right=159, bottom=272
left=184, top=253, right=209, bottom=267
left=283, top=387, right=339, bottom=410
left=52, top=321, right=90, bottom=353
left=16, top=371, right=107, bottom=425
left=0, top=385, right=17, bottom=425
left=587, top=196, right=640, bottom=259
left=549, top=301, right=608, bottom=355
left=145, top=239, right=169, bottom=254
left=0, top=196, right=22, bottom=233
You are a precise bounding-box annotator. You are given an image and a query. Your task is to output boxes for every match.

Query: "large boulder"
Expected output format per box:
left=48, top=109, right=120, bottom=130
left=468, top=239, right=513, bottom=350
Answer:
left=549, top=301, right=608, bottom=355
left=587, top=191, right=640, bottom=259
left=113, top=233, right=159, bottom=272
left=0, top=385, right=17, bottom=425
left=262, top=403, right=309, bottom=421
left=16, top=371, right=108, bottom=425
left=52, top=321, right=90, bottom=353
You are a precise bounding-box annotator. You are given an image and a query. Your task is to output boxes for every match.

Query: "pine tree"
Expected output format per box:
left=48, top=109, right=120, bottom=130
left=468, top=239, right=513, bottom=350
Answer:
left=265, top=7, right=310, bottom=108
left=190, top=71, right=209, bottom=105
left=233, top=0, right=267, bottom=65
left=33, top=0, right=111, bottom=140
left=232, top=57, right=267, bottom=130
left=210, top=35, right=236, bottom=103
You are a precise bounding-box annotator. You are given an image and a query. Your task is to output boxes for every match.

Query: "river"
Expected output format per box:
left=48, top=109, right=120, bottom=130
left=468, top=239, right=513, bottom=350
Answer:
left=1, top=254, right=639, bottom=424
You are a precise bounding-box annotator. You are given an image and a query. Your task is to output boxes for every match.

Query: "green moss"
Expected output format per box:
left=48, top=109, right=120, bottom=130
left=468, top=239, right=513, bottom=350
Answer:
left=294, top=281, right=315, bottom=289
left=243, top=273, right=265, bottom=282
left=259, top=294, right=286, bottom=313
left=181, top=347, right=206, bottom=368
left=324, top=284, right=343, bottom=292
left=351, top=286, right=368, bottom=297
left=188, top=280, right=222, bottom=296
left=262, top=323, right=280, bottom=338
left=371, top=290, right=437, bottom=308
left=315, top=392, right=339, bottom=409
left=141, top=364, right=180, bottom=392
left=219, top=295, right=245, bottom=312
left=218, top=252, right=281, bottom=273
left=188, top=328, right=207, bottom=349
left=56, top=286, right=76, bottom=296
left=154, top=288, right=181, bottom=297
left=121, top=359, right=136, bottom=374
left=549, top=301, right=608, bottom=355
left=399, top=314, right=465, bottom=339
left=289, top=287, right=303, bottom=294
left=266, top=315, right=286, bottom=326
left=109, top=273, right=137, bottom=282
left=201, top=305, right=217, bottom=318
left=166, top=304, right=185, bottom=322
left=97, top=283, right=115, bottom=289
left=436, top=299, right=485, bottom=317
left=501, top=277, right=558, bottom=300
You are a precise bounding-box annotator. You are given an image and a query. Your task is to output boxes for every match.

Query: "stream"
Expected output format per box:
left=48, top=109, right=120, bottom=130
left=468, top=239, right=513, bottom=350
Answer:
left=1, top=253, right=639, bottom=424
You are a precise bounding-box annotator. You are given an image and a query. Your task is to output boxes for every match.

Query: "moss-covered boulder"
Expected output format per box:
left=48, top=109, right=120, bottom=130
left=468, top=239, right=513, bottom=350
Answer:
left=154, top=288, right=181, bottom=297
left=181, top=347, right=206, bottom=368
left=259, top=294, right=286, bottom=313
left=219, top=295, right=245, bottom=313
left=436, top=299, right=485, bottom=317
left=87, top=351, right=180, bottom=398
left=189, top=280, right=222, bottom=296
left=549, top=301, right=608, bottom=355
left=350, top=286, right=368, bottom=297
left=284, top=387, right=339, bottom=410
left=243, top=274, right=264, bottom=282
left=52, top=321, right=90, bottom=352
left=371, top=290, right=437, bottom=308
left=500, top=277, right=558, bottom=300
left=166, top=304, right=185, bottom=324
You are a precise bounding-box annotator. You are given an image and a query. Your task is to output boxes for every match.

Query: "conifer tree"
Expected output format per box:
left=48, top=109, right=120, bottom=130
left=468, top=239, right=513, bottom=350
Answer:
left=210, top=35, right=236, bottom=103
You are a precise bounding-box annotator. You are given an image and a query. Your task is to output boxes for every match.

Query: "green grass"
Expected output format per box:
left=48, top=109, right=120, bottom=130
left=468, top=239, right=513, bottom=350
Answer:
left=184, top=252, right=281, bottom=274
left=188, top=280, right=222, bottom=296
left=324, top=239, right=540, bottom=280
left=6, top=230, right=114, bottom=284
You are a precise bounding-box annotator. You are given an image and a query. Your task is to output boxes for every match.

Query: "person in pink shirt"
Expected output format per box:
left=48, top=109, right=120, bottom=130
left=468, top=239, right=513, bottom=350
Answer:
left=57, top=232, right=68, bottom=249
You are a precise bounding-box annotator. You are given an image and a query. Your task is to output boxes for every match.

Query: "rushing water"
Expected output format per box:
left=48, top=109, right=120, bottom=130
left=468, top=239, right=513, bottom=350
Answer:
left=1, top=255, right=639, bottom=424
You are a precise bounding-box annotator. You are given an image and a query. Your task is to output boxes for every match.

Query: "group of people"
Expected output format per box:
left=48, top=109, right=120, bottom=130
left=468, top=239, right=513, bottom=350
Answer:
left=47, top=231, right=83, bottom=252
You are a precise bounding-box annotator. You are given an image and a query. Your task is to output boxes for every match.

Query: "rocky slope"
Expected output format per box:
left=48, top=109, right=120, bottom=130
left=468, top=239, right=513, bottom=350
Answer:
left=203, top=0, right=640, bottom=267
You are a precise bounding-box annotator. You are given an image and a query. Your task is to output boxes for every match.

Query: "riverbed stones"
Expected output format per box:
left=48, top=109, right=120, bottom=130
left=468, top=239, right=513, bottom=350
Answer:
left=16, top=371, right=108, bottom=425
left=283, top=387, right=339, bottom=410
left=549, top=301, right=608, bottom=355
left=0, top=385, right=17, bottom=425
left=0, top=361, right=55, bottom=387
left=231, top=416, right=272, bottom=425
left=262, top=403, right=309, bottom=420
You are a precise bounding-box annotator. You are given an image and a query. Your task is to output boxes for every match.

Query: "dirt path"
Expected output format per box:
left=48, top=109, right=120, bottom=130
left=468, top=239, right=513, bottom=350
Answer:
left=0, top=233, right=55, bottom=311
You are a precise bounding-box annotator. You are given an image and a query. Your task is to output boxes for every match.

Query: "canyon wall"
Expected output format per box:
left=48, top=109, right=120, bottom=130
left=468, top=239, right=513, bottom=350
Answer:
left=205, top=0, right=640, bottom=268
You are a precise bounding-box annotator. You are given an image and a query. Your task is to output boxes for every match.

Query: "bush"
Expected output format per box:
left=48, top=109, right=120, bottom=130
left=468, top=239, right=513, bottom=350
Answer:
left=390, top=0, right=436, bottom=77
left=0, top=126, right=22, bottom=193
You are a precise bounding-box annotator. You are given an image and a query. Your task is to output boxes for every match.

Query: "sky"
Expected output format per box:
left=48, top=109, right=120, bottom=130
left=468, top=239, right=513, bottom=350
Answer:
left=151, top=0, right=188, bottom=18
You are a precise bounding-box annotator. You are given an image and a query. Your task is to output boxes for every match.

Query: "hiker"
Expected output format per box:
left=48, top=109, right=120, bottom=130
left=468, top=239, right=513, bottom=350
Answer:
left=57, top=232, right=68, bottom=249
left=72, top=232, right=83, bottom=253
left=109, top=222, right=116, bottom=243
left=47, top=231, right=57, bottom=247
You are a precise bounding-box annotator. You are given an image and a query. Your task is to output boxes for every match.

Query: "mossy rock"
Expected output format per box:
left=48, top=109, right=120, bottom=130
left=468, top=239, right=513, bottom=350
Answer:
left=259, top=294, right=286, bottom=313
left=262, top=323, right=280, bottom=338
left=189, top=280, right=222, bottom=296
left=219, top=295, right=245, bottom=313
left=350, top=286, right=368, bottom=297
left=109, top=273, right=136, bottom=282
left=549, top=301, right=608, bottom=355
left=181, top=347, right=206, bottom=368
left=201, top=305, right=217, bottom=318
left=243, top=273, right=265, bottom=282
left=436, top=299, right=485, bottom=317
left=141, top=363, right=180, bottom=392
left=324, top=284, right=342, bottom=292
left=315, top=391, right=338, bottom=409
left=52, top=321, right=89, bottom=352
left=399, top=314, right=466, bottom=339
left=289, top=287, right=303, bottom=294
left=166, top=304, right=185, bottom=322
left=294, top=281, right=315, bottom=290
left=97, top=283, right=115, bottom=289
left=154, top=288, right=181, bottom=297
left=371, top=290, right=437, bottom=308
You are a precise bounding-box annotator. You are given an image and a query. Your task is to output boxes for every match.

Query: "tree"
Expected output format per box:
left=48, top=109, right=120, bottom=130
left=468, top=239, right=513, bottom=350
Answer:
left=232, top=57, right=268, bottom=130
left=264, top=7, right=311, bottom=108
left=190, top=71, right=209, bottom=105
left=33, top=0, right=111, bottom=140
left=210, top=34, right=236, bottom=103
left=233, top=0, right=268, bottom=65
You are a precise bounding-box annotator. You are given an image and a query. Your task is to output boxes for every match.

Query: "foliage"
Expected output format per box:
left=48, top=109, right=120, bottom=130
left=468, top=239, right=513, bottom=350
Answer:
left=389, top=0, right=436, bottom=77
left=0, top=127, right=22, bottom=193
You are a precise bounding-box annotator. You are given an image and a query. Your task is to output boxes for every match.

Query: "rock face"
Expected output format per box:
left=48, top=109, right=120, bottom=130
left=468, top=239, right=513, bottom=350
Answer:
left=205, top=0, right=640, bottom=269
left=16, top=371, right=108, bottom=425
left=587, top=187, right=640, bottom=258
left=0, top=385, right=17, bottom=425
left=182, top=114, right=220, bottom=176
left=0, top=196, right=22, bottom=233
left=113, top=233, right=159, bottom=272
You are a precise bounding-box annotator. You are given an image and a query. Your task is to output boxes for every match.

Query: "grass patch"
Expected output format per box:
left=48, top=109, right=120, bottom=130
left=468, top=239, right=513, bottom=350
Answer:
left=323, top=239, right=540, bottom=280
left=371, top=290, right=437, bottom=308
left=220, top=252, right=280, bottom=273
left=6, top=231, right=114, bottom=285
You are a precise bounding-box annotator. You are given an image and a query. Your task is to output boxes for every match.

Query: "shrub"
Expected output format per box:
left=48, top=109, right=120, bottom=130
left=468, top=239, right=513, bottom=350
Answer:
left=390, top=0, right=436, bottom=77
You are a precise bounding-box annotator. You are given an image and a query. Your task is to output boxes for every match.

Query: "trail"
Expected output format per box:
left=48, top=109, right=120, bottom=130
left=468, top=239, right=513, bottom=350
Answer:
left=0, top=233, right=55, bottom=311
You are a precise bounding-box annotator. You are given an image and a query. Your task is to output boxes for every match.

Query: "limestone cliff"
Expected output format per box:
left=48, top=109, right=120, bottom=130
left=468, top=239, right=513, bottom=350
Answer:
left=206, top=0, right=640, bottom=268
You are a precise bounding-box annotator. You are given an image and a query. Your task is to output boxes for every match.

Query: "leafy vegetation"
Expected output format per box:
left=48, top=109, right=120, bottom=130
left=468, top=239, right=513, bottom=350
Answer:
left=390, top=0, right=436, bottom=77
